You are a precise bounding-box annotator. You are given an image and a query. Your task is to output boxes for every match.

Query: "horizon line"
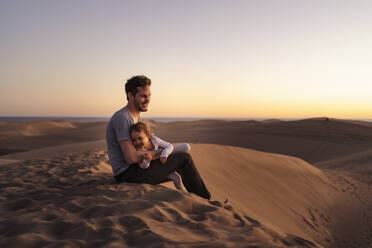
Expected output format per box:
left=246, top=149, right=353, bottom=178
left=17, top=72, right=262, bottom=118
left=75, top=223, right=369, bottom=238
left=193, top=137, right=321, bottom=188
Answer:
left=0, top=115, right=371, bottom=120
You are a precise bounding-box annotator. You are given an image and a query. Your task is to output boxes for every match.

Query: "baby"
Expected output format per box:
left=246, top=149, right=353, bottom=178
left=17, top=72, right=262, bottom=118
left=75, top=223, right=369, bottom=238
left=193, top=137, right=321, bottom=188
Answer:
left=129, top=121, right=191, bottom=191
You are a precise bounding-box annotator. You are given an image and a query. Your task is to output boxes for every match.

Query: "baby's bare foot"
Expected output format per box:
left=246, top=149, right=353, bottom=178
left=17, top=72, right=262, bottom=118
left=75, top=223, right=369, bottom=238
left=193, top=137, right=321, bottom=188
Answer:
left=168, top=172, right=185, bottom=191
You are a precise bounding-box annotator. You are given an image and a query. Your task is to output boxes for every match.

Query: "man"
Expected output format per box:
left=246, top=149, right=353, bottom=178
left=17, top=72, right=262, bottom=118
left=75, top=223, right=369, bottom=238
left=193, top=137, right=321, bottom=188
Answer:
left=106, top=75, right=211, bottom=199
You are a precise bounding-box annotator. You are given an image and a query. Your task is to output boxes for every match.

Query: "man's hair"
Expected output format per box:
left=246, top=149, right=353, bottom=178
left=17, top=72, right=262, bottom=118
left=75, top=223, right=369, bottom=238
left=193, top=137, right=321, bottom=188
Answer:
left=130, top=121, right=154, bottom=138
left=125, top=75, right=151, bottom=100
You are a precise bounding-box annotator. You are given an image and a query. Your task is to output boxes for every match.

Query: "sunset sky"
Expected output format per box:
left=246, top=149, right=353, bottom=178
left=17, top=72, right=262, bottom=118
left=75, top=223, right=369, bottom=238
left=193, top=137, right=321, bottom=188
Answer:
left=1, top=0, right=371, bottom=119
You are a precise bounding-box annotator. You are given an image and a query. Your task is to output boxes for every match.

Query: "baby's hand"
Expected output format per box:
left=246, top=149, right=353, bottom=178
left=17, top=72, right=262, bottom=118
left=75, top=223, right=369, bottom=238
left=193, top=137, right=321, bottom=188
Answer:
left=160, top=156, right=167, bottom=164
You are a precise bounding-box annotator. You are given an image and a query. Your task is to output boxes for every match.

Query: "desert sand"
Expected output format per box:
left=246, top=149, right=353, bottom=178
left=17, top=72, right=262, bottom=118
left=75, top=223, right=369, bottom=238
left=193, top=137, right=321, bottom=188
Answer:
left=1, top=118, right=372, bottom=247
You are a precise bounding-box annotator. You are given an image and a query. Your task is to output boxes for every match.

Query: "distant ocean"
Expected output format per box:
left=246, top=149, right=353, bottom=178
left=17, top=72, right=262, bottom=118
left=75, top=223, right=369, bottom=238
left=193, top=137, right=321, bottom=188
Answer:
left=0, top=117, right=110, bottom=123
left=0, top=116, right=371, bottom=123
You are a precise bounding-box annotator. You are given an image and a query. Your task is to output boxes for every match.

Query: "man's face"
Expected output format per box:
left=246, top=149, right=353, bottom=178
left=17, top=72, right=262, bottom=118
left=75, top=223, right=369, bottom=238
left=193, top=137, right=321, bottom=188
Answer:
left=132, top=86, right=151, bottom=112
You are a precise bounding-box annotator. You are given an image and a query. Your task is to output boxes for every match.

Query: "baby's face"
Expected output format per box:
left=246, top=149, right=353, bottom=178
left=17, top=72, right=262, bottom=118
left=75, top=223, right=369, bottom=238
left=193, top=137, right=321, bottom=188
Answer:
left=131, top=130, right=150, bottom=149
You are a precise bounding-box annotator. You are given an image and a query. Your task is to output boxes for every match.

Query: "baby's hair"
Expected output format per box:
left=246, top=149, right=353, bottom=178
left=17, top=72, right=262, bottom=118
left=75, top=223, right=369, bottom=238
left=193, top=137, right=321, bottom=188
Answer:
left=130, top=121, right=154, bottom=138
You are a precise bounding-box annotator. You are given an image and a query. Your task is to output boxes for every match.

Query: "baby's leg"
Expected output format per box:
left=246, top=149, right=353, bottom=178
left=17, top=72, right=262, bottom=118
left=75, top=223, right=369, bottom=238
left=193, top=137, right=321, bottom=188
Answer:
left=172, top=143, right=191, bottom=154
left=168, top=172, right=185, bottom=191
left=167, top=144, right=189, bottom=191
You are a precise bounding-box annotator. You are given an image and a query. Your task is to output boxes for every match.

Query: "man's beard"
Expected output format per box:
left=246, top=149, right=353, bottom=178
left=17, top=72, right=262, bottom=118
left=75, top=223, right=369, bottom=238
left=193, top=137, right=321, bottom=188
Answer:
left=134, top=101, right=148, bottom=112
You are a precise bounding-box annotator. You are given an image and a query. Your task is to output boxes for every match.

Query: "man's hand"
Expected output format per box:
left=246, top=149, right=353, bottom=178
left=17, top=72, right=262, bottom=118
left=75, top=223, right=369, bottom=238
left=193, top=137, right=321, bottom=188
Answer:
left=160, top=156, right=167, bottom=164
left=119, top=140, right=164, bottom=164
left=147, top=148, right=164, bottom=161
left=143, top=152, right=151, bottom=162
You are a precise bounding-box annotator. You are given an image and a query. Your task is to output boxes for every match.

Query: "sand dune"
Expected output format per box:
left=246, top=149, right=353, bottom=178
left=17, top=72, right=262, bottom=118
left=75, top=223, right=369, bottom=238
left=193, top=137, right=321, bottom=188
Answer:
left=1, top=148, right=319, bottom=248
left=152, top=118, right=372, bottom=163
left=2, top=118, right=372, bottom=163
left=0, top=122, right=106, bottom=156
left=21, top=121, right=77, bottom=136
left=1, top=119, right=372, bottom=247
left=316, top=148, right=372, bottom=173
left=1, top=140, right=106, bottom=161
left=0, top=121, right=77, bottom=137
left=1, top=143, right=372, bottom=247
left=190, top=144, right=372, bottom=247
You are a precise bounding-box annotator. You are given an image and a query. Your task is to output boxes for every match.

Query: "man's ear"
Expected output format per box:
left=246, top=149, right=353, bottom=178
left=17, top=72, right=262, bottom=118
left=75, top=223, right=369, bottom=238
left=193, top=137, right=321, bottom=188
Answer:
left=127, top=92, right=134, bottom=101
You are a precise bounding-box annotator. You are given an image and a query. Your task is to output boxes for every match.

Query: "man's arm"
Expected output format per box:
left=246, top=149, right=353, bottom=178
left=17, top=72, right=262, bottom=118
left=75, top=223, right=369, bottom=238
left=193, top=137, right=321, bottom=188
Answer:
left=119, top=140, right=163, bottom=165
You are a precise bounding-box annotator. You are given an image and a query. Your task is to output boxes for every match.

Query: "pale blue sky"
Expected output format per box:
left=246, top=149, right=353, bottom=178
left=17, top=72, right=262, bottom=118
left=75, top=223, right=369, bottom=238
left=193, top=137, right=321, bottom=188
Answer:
left=1, top=0, right=371, bottom=118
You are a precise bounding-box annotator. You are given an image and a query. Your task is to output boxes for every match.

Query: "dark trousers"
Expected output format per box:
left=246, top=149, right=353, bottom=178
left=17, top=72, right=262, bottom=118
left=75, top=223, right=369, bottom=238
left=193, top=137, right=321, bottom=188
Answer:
left=115, top=152, right=211, bottom=199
